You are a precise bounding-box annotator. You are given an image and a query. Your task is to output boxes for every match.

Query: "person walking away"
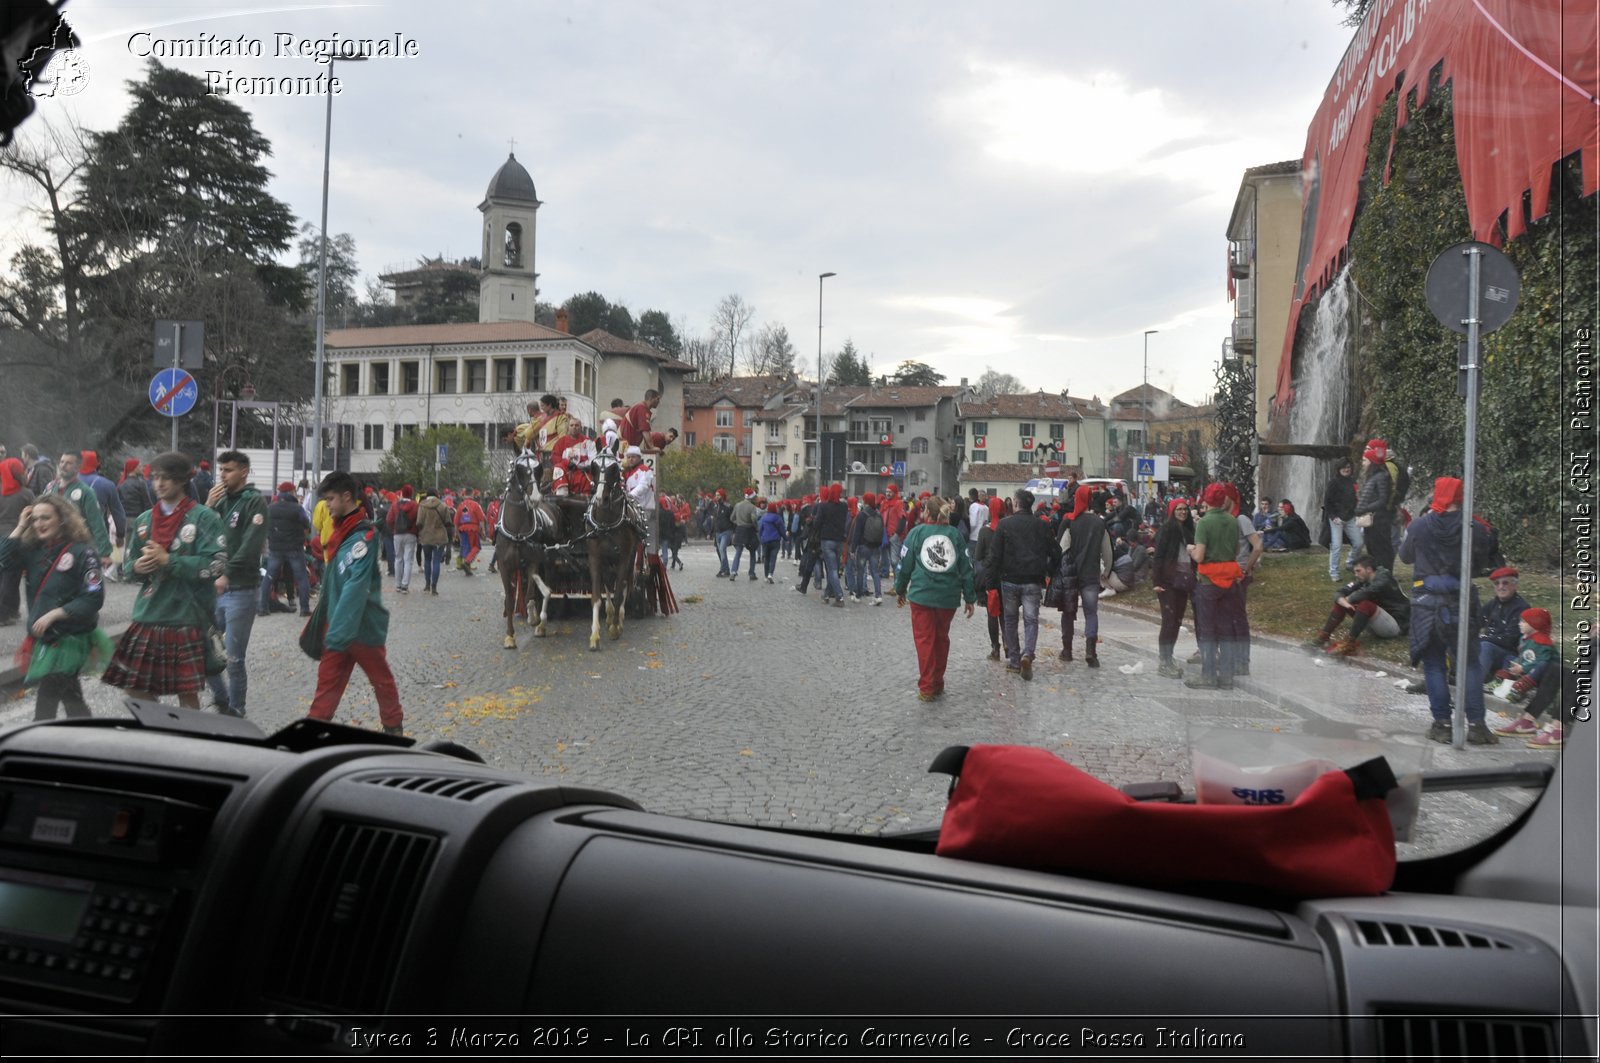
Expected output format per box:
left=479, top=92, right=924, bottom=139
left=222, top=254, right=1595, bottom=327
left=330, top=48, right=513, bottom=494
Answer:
left=974, top=495, right=1006, bottom=659
left=1052, top=485, right=1112, bottom=667
left=814, top=484, right=850, bottom=606
left=1228, top=484, right=1264, bottom=675
left=416, top=489, right=451, bottom=595
left=794, top=496, right=825, bottom=595
left=880, top=484, right=906, bottom=576
left=1354, top=440, right=1395, bottom=571
left=1305, top=555, right=1410, bottom=655
left=46, top=452, right=112, bottom=561
left=118, top=458, right=153, bottom=581
left=192, top=461, right=214, bottom=502
left=455, top=492, right=486, bottom=575
left=1322, top=459, right=1361, bottom=579
left=1151, top=497, right=1196, bottom=679
left=387, top=485, right=421, bottom=593
left=0, top=458, right=37, bottom=625
left=894, top=498, right=976, bottom=701
left=965, top=489, right=986, bottom=560
left=306, top=471, right=404, bottom=736
left=77, top=452, right=128, bottom=577
left=987, top=488, right=1061, bottom=681
left=0, top=497, right=113, bottom=719
left=1185, top=482, right=1243, bottom=689
left=757, top=501, right=785, bottom=583
left=1399, top=476, right=1496, bottom=744
left=261, top=481, right=313, bottom=615
left=202, top=450, right=269, bottom=718
left=22, top=445, right=52, bottom=497
left=728, top=490, right=761, bottom=580
left=101, top=452, right=228, bottom=710
left=848, top=493, right=888, bottom=602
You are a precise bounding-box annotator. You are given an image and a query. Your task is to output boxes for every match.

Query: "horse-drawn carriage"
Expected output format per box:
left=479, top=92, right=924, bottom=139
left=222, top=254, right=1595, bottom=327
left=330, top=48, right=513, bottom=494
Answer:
left=491, top=450, right=673, bottom=650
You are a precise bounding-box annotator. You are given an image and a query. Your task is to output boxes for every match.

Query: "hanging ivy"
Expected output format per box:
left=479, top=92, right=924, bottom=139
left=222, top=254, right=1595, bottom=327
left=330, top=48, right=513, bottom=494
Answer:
left=1346, top=81, right=1588, bottom=566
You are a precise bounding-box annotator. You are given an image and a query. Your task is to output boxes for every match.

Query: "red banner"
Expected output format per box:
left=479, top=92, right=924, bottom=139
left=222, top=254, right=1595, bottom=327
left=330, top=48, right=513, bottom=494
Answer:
left=1274, top=0, right=1599, bottom=410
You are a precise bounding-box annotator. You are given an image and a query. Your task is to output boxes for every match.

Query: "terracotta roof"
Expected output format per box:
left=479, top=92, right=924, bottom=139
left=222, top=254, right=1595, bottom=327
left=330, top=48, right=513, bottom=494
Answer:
left=325, top=321, right=578, bottom=349
left=1150, top=402, right=1215, bottom=423
left=957, top=392, right=1099, bottom=419
left=577, top=329, right=697, bottom=372
left=683, top=375, right=790, bottom=408
left=842, top=384, right=964, bottom=409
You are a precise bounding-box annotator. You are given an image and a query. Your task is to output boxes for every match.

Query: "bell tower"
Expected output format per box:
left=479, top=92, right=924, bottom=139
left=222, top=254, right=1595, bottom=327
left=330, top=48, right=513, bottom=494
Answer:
left=478, top=151, right=540, bottom=324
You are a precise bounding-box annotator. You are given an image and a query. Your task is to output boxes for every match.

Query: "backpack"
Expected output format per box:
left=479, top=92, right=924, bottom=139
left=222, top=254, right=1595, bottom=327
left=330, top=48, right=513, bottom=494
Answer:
left=1385, top=460, right=1410, bottom=514
left=859, top=509, right=884, bottom=546
left=392, top=502, right=415, bottom=535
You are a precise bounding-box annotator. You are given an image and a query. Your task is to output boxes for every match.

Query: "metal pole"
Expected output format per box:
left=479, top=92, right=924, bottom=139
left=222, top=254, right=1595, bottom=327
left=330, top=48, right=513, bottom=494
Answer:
left=1142, top=329, right=1157, bottom=500
left=816, top=272, right=835, bottom=488
left=171, top=323, right=181, bottom=452
left=230, top=402, right=239, bottom=450
left=312, top=79, right=333, bottom=490
left=1452, top=246, right=1483, bottom=748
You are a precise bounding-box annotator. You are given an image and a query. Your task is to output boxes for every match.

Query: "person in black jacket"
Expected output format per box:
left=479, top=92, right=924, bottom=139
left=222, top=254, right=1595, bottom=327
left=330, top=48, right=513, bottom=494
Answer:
left=1263, top=499, right=1312, bottom=551
left=813, top=483, right=850, bottom=606
left=259, top=481, right=313, bottom=616
left=1354, top=442, right=1394, bottom=571
left=1049, top=485, right=1113, bottom=667
left=1475, top=566, right=1531, bottom=681
left=1322, top=460, right=1359, bottom=579
left=1304, top=555, right=1410, bottom=655
left=710, top=490, right=735, bottom=576
left=973, top=496, right=1006, bottom=660
left=986, top=489, right=1061, bottom=680
left=1151, top=498, right=1196, bottom=679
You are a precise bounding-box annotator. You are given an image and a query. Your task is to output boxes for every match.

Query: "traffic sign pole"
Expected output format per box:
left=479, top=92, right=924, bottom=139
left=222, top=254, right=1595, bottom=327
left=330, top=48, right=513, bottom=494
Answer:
left=1453, top=247, right=1484, bottom=750
left=170, top=322, right=180, bottom=451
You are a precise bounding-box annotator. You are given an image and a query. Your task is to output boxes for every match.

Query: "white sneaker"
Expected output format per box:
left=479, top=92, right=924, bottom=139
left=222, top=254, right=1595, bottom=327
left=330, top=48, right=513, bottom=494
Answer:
left=873, top=597, right=883, bottom=606
left=850, top=594, right=860, bottom=602
left=1100, top=586, right=1117, bottom=598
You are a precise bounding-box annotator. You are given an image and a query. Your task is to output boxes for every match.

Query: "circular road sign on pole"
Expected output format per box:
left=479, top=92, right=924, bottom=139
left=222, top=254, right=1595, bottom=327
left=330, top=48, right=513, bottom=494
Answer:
left=779, top=464, right=792, bottom=480
left=1424, top=241, right=1520, bottom=334
left=149, top=368, right=199, bottom=418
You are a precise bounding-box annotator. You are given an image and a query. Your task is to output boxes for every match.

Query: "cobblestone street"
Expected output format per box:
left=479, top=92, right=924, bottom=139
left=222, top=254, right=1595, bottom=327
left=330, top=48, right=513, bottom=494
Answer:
left=0, top=542, right=1546, bottom=855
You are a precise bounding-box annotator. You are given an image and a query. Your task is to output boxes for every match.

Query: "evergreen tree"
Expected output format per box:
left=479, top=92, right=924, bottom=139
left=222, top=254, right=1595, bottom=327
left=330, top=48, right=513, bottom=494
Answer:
left=827, top=339, right=871, bottom=386
left=889, top=360, right=945, bottom=387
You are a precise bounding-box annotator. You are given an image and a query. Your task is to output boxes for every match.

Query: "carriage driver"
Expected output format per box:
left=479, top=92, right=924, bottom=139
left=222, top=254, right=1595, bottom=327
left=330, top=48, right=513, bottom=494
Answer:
left=548, top=423, right=598, bottom=498
left=622, top=446, right=658, bottom=556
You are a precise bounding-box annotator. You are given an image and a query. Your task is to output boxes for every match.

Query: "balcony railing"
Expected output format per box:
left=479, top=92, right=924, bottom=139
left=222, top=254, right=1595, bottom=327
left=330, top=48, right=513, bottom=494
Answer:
left=1231, top=315, right=1255, bottom=352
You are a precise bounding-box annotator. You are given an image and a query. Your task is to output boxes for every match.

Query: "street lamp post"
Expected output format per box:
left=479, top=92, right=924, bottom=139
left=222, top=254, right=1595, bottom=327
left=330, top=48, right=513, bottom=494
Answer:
left=816, top=272, right=836, bottom=488
left=1141, top=329, right=1158, bottom=491
left=311, top=51, right=367, bottom=490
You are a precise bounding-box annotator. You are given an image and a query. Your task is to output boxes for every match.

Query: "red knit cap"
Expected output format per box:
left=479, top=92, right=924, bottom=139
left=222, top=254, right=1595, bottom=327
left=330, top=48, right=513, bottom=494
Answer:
left=1521, top=607, right=1551, bottom=634
left=1202, top=482, right=1231, bottom=508
left=1363, top=439, right=1387, bottom=463
left=862, top=492, right=876, bottom=506
left=1430, top=477, right=1463, bottom=513
left=79, top=450, right=98, bottom=474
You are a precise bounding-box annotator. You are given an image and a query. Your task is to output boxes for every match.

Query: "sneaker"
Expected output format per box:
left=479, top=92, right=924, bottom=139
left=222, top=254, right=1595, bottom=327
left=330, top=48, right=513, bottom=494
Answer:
left=1187, top=651, right=1202, bottom=664
left=793, top=586, right=807, bottom=595
left=1426, top=721, right=1452, bottom=744
left=766, top=576, right=774, bottom=584
left=382, top=724, right=405, bottom=737
left=1085, top=653, right=1100, bottom=669
left=1491, top=716, right=1538, bottom=737
left=1158, top=660, right=1183, bottom=679
left=1099, top=586, right=1117, bottom=598
left=1302, top=638, right=1329, bottom=653
left=831, top=598, right=843, bottom=608
left=1184, top=675, right=1218, bottom=689
left=0, top=616, right=18, bottom=627
left=749, top=572, right=757, bottom=581
left=917, top=691, right=938, bottom=702
left=1020, top=655, right=1033, bottom=681
left=988, top=646, right=1001, bottom=661
left=873, top=597, right=883, bottom=606
left=218, top=704, right=245, bottom=719
left=256, top=610, right=270, bottom=618
left=300, top=609, right=313, bottom=617
left=1058, top=648, right=1073, bottom=662
left=1526, top=723, right=1565, bottom=749
left=1466, top=722, right=1500, bottom=745
left=1404, top=678, right=1427, bottom=695
left=850, top=593, right=860, bottom=602
left=1324, top=640, right=1360, bottom=657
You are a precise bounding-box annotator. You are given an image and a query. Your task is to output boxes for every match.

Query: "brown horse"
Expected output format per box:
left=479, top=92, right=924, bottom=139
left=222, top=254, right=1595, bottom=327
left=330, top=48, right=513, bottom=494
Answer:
left=585, top=461, right=642, bottom=651
left=493, top=452, right=561, bottom=647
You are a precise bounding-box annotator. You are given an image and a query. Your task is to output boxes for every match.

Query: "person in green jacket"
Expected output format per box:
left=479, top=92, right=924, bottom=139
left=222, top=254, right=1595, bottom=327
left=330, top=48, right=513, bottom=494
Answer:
left=307, top=470, right=404, bottom=736
left=0, top=495, right=113, bottom=719
left=101, top=452, right=228, bottom=710
left=46, top=451, right=112, bottom=559
left=203, top=450, right=270, bottom=718
left=894, top=497, right=976, bottom=702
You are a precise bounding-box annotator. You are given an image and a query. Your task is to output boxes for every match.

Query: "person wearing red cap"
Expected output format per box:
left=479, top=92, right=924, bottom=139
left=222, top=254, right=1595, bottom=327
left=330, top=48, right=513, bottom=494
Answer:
left=1398, top=475, right=1497, bottom=744
left=1471, top=566, right=1531, bottom=688
left=893, top=497, right=976, bottom=701
left=1150, top=497, right=1195, bottom=679
left=1353, top=441, right=1395, bottom=571
left=75, top=451, right=129, bottom=567
left=1184, top=482, right=1243, bottom=688
left=757, top=501, right=785, bottom=583
left=709, top=488, right=735, bottom=576
left=118, top=458, right=152, bottom=529
left=193, top=460, right=214, bottom=502
left=847, top=492, right=887, bottom=602
left=814, top=484, right=850, bottom=605
left=879, top=484, right=906, bottom=577
left=261, top=481, right=313, bottom=614
left=0, top=457, right=37, bottom=625
left=1052, top=484, right=1113, bottom=667
left=1491, top=607, right=1558, bottom=704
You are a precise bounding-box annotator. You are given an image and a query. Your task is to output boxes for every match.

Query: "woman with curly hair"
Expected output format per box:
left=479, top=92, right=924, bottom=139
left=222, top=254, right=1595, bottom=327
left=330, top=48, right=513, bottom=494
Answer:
left=0, top=495, right=114, bottom=719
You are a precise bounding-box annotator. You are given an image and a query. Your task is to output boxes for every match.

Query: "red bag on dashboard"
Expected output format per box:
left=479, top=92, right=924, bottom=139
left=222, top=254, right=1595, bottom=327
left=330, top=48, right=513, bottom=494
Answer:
left=932, top=745, right=1396, bottom=898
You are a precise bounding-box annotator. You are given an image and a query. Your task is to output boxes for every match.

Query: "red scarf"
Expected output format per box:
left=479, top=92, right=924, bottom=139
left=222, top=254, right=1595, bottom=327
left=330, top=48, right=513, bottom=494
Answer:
left=149, top=497, right=194, bottom=549
left=325, top=509, right=366, bottom=558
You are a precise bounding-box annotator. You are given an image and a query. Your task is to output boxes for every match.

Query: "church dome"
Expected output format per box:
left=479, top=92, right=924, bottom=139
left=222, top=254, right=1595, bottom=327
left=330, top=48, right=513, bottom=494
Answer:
left=484, top=153, right=538, bottom=203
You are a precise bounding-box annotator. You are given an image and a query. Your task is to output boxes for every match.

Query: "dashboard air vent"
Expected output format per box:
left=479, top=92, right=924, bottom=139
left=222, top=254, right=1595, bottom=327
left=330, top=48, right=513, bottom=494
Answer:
left=361, top=774, right=509, bottom=802
left=1354, top=919, right=1514, bottom=949
left=265, top=820, right=437, bottom=1015
left=1376, top=1015, right=1554, bottom=1060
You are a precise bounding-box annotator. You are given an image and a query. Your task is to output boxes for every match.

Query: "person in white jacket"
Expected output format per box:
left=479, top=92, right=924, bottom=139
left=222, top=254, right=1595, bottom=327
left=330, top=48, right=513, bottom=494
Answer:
left=622, top=447, right=658, bottom=556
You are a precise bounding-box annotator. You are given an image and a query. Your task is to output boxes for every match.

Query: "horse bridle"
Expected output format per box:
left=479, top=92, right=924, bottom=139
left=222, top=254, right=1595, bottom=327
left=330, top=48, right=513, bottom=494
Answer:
left=496, top=451, right=553, bottom=545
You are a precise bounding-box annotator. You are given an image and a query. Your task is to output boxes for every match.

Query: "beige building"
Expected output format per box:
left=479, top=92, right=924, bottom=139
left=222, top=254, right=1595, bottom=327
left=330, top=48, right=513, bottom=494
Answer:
left=580, top=328, right=695, bottom=439
left=954, top=392, right=1107, bottom=478
left=1226, top=160, right=1303, bottom=438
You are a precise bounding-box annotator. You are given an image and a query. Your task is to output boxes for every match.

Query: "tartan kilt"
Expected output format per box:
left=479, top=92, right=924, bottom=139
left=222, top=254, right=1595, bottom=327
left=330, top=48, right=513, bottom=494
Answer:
left=102, top=622, right=209, bottom=695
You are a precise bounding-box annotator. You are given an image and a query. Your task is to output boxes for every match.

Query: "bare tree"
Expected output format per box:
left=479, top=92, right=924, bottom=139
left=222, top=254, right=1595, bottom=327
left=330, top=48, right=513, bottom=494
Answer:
left=710, top=293, right=755, bottom=378
left=741, top=321, right=797, bottom=377
left=974, top=367, right=1025, bottom=400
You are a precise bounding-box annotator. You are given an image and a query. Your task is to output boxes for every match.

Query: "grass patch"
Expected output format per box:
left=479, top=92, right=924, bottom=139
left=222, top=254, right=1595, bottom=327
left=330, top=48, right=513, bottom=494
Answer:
left=1115, top=549, right=1577, bottom=666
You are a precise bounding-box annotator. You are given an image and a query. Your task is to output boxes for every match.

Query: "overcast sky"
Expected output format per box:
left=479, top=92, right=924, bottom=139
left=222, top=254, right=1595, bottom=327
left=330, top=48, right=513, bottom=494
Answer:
left=12, top=0, right=1355, bottom=406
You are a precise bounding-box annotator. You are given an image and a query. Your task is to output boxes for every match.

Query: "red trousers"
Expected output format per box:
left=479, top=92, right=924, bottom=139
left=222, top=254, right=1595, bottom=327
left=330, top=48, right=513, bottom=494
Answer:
left=460, top=526, right=482, bottom=563
left=310, top=642, right=403, bottom=728
left=910, top=603, right=956, bottom=695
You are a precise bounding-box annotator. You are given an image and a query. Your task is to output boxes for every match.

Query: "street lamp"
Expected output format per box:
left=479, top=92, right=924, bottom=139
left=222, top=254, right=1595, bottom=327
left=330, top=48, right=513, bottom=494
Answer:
left=816, top=272, right=836, bottom=488
left=1141, top=329, right=1158, bottom=487
left=311, top=50, right=368, bottom=489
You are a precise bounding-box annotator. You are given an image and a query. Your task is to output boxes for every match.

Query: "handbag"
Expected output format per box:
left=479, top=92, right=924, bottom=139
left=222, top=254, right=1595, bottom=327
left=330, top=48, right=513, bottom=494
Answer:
left=14, top=543, right=74, bottom=675
left=298, top=590, right=331, bottom=659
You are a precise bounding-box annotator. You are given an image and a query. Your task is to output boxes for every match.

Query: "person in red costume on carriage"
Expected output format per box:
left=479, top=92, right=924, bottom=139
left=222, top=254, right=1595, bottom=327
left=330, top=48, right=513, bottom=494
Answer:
left=547, top=423, right=597, bottom=498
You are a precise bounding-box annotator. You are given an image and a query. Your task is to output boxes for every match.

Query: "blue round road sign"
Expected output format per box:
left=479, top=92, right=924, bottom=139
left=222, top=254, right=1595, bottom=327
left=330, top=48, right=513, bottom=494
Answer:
left=149, top=368, right=199, bottom=418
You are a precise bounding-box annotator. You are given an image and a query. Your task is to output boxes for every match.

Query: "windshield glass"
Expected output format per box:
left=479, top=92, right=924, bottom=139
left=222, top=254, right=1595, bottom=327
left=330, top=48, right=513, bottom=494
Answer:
left=0, top=0, right=1588, bottom=865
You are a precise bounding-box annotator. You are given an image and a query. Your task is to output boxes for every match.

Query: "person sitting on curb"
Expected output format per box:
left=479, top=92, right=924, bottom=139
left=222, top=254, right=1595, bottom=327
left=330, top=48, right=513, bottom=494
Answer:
left=1304, top=555, right=1410, bottom=655
left=1494, top=636, right=1589, bottom=746
left=1262, top=499, right=1312, bottom=551
left=1491, top=607, right=1559, bottom=705
left=1476, top=566, right=1532, bottom=683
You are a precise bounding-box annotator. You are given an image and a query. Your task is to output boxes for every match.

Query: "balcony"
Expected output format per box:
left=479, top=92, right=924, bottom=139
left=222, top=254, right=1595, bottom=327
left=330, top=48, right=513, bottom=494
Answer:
left=1229, top=241, right=1251, bottom=278
left=1232, top=315, right=1255, bottom=353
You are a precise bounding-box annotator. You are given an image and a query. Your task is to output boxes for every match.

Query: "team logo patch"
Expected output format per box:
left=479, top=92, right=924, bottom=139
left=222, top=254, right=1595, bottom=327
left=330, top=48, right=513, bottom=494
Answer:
left=229, top=511, right=241, bottom=528
left=919, top=535, right=956, bottom=573
left=351, top=540, right=368, bottom=560
left=180, top=524, right=196, bottom=544
left=55, top=553, right=74, bottom=572
left=252, top=513, right=264, bottom=526
left=70, top=489, right=82, bottom=502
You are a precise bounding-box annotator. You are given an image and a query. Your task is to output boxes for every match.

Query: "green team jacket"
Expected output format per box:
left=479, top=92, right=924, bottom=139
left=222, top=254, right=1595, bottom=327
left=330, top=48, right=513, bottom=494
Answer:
left=49, top=479, right=111, bottom=558
left=211, top=486, right=270, bottom=588
left=0, top=537, right=104, bottom=642
left=322, top=520, right=389, bottom=653
left=894, top=523, right=976, bottom=609
left=122, top=503, right=228, bottom=628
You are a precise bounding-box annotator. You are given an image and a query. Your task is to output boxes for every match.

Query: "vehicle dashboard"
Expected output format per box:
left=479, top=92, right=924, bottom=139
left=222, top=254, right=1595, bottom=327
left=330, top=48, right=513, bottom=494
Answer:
left=0, top=705, right=1591, bottom=1058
